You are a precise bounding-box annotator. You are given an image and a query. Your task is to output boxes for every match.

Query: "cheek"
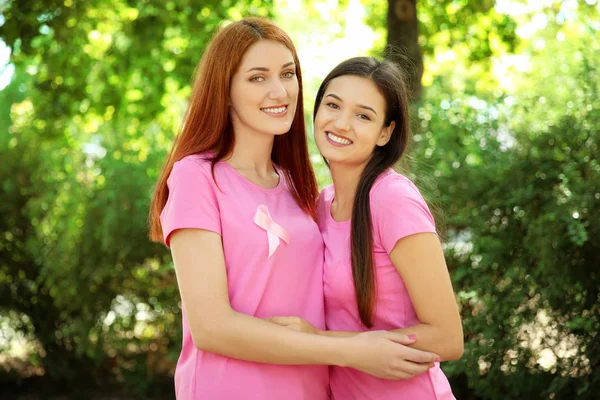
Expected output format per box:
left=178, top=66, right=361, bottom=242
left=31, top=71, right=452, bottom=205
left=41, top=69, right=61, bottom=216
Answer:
left=229, top=77, right=245, bottom=101
left=231, top=86, right=262, bottom=110
left=229, top=85, right=247, bottom=108
left=313, top=113, right=327, bottom=132
left=354, top=129, right=381, bottom=151
left=286, top=80, right=299, bottom=100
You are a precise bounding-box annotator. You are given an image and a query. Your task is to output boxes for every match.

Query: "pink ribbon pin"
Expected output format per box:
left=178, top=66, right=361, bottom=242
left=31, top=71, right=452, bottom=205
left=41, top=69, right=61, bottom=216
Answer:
left=253, top=205, right=290, bottom=258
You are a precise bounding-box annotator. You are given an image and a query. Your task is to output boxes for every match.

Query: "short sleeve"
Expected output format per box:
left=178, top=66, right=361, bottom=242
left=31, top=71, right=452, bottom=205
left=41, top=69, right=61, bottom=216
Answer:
left=160, top=157, right=221, bottom=247
left=316, top=186, right=333, bottom=232
left=371, top=174, right=436, bottom=254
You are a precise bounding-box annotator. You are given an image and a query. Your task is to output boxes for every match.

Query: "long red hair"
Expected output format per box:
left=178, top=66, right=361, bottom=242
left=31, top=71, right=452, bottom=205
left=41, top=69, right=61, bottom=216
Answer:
left=149, top=18, right=318, bottom=243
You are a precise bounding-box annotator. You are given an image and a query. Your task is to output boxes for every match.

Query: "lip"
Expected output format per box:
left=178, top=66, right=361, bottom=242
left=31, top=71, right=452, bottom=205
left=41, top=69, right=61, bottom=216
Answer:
left=261, top=104, right=289, bottom=117
left=325, top=130, right=353, bottom=147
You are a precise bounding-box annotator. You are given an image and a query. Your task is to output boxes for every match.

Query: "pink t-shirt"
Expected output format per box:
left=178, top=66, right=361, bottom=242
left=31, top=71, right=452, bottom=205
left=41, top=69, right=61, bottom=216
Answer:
left=318, top=169, right=455, bottom=400
left=161, top=154, right=329, bottom=400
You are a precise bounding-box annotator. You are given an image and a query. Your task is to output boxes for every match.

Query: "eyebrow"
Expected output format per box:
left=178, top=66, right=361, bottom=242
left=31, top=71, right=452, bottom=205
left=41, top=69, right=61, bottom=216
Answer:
left=246, top=62, right=295, bottom=72
left=325, top=93, right=378, bottom=115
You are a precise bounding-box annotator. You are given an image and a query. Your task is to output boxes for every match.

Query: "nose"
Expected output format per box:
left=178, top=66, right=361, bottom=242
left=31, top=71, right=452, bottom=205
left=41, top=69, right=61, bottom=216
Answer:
left=268, top=79, right=287, bottom=100
left=333, top=111, right=351, bottom=132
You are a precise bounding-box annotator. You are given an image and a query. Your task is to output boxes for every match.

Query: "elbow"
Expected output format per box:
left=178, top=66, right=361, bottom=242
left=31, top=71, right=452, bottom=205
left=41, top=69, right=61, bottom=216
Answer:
left=445, top=338, right=464, bottom=361
left=442, top=316, right=464, bottom=361
left=191, top=327, right=213, bottom=351
left=442, top=327, right=464, bottom=361
left=189, top=314, right=231, bottom=352
left=429, top=321, right=463, bottom=361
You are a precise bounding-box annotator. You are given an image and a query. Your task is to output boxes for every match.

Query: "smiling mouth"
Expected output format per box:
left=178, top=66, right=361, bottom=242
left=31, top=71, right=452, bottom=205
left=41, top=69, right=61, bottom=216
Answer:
left=326, top=131, right=353, bottom=145
left=261, top=106, right=288, bottom=115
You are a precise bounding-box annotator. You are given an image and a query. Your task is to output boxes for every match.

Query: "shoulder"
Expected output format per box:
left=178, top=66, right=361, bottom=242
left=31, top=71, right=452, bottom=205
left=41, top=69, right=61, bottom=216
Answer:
left=370, top=169, right=425, bottom=207
left=173, top=153, right=213, bottom=170
left=316, top=184, right=334, bottom=222
left=319, top=184, right=335, bottom=205
left=370, top=170, right=436, bottom=249
left=170, top=153, right=213, bottom=180
left=166, top=153, right=220, bottom=193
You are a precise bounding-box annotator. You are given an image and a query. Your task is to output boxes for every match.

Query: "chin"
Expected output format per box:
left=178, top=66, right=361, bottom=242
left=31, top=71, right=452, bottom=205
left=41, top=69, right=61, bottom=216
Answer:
left=321, top=146, right=362, bottom=166
left=260, top=126, right=290, bottom=137
left=269, top=122, right=294, bottom=136
left=318, top=149, right=343, bottom=164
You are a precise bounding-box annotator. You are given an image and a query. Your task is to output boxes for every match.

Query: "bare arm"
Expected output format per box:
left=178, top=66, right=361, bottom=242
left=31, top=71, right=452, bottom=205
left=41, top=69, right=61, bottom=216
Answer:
left=170, top=228, right=438, bottom=378
left=272, top=234, right=463, bottom=361
left=171, top=228, right=342, bottom=365
left=387, top=233, right=463, bottom=361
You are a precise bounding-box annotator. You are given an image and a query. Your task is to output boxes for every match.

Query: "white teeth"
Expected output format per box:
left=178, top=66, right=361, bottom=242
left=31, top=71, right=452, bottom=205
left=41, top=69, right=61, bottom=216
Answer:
left=262, top=106, right=286, bottom=114
left=327, top=132, right=352, bottom=145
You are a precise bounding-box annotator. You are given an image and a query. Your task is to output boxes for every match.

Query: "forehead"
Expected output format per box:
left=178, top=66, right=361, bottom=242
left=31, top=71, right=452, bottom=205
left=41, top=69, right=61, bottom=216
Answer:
left=326, top=75, right=386, bottom=112
left=238, top=40, right=295, bottom=68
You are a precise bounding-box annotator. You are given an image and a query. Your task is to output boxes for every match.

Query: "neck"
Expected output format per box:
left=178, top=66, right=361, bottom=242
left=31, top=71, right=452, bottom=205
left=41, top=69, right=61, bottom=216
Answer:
left=329, top=161, right=365, bottom=209
left=227, top=128, right=275, bottom=175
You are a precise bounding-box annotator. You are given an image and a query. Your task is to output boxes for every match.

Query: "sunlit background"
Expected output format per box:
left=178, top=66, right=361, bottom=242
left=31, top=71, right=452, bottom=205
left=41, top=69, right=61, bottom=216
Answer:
left=1, top=0, right=599, bottom=398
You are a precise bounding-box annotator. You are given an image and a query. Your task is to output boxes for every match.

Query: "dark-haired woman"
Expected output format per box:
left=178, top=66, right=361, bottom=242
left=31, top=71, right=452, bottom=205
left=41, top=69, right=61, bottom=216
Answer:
left=271, top=57, right=463, bottom=399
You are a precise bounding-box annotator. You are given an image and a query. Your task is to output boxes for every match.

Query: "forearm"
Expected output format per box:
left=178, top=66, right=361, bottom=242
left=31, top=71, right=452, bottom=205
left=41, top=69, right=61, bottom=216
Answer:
left=318, top=324, right=461, bottom=361
left=196, top=310, right=347, bottom=365
left=391, top=324, right=463, bottom=361
left=318, top=329, right=358, bottom=338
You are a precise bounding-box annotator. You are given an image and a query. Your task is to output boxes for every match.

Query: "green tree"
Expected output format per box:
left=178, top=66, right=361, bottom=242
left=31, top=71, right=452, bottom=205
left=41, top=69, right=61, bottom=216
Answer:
left=0, top=0, right=272, bottom=395
left=1, top=1, right=599, bottom=398
left=363, top=0, right=518, bottom=101
left=407, top=2, right=600, bottom=398
left=386, top=0, right=422, bottom=99
left=360, top=0, right=599, bottom=397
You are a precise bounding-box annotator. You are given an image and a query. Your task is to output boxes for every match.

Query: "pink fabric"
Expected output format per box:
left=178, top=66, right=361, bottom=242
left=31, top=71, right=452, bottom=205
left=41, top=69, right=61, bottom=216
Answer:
left=253, top=204, right=290, bottom=258
left=318, top=169, right=455, bottom=400
left=161, top=154, right=329, bottom=400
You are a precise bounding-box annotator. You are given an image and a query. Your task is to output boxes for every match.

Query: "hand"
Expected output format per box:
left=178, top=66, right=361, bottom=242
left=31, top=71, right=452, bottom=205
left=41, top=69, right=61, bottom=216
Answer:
left=265, top=316, right=321, bottom=335
left=344, top=331, right=438, bottom=380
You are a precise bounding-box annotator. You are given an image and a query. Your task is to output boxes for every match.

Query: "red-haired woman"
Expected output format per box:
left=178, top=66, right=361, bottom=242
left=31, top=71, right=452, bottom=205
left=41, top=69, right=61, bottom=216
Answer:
left=149, top=19, right=438, bottom=399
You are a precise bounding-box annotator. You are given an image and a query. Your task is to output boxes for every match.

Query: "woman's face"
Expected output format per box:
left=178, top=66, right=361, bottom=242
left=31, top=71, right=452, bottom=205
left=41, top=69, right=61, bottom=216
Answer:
left=229, top=40, right=299, bottom=138
left=314, top=74, right=395, bottom=167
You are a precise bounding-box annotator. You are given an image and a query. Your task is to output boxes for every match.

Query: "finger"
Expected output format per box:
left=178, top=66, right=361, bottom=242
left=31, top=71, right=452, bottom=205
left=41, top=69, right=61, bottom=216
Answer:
left=395, top=345, right=439, bottom=364
left=384, top=331, right=418, bottom=345
left=268, top=316, right=293, bottom=325
left=393, top=360, right=432, bottom=377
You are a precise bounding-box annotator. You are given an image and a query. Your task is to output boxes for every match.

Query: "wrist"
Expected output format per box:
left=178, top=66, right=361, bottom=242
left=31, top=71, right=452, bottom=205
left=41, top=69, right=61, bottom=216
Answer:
left=332, top=337, right=355, bottom=367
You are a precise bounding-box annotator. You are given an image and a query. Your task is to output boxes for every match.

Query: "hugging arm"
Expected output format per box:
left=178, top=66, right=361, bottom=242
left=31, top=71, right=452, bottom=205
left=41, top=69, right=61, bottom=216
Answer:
left=170, top=228, right=435, bottom=379
left=271, top=233, right=463, bottom=362
left=387, top=232, right=463, bottom=361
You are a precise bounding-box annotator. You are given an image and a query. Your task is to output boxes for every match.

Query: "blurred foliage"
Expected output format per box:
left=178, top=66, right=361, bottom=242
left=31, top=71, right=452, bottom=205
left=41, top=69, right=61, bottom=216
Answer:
left=363, top=0, right=518, bottom=63
left=0, top=0, right=273, bottom=396
left=0, top=0, right=599, bottom=398
left=405, top=2, right=600, bottom=398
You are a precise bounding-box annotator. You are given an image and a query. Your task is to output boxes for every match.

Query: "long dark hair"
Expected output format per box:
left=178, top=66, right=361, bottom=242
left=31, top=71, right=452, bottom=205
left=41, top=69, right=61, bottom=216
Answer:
left=314, top=57, right=411, bottom=327
left=149, top=18, right=318, bottom=242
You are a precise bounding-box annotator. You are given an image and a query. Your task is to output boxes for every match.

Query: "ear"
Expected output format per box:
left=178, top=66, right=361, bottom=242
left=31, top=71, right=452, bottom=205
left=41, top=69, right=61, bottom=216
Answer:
left=376, top=121, right=395, bottom=147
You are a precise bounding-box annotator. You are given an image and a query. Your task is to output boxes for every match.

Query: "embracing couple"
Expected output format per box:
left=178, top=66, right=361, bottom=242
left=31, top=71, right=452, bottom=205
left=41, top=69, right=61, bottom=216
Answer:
left=148, top=17, right=463, bottom=400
